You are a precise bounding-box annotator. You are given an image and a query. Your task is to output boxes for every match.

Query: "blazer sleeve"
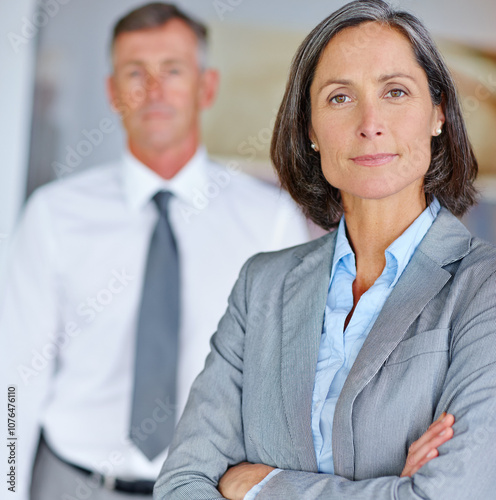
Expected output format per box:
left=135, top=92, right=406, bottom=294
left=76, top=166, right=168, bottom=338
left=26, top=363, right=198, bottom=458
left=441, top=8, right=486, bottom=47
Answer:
left=256, top=270, right=496, bottom=500
left=154, top=256, right=255, bottom=499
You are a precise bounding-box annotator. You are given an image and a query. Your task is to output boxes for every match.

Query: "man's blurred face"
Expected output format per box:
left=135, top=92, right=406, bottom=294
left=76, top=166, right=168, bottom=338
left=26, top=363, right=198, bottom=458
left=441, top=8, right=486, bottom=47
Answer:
left=108, top=20, right=214, bottom=155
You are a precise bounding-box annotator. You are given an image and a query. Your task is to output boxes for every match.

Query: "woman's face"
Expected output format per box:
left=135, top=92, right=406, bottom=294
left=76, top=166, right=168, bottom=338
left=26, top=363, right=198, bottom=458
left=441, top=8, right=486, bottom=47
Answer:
left=309, top=22, right=445, bottom=208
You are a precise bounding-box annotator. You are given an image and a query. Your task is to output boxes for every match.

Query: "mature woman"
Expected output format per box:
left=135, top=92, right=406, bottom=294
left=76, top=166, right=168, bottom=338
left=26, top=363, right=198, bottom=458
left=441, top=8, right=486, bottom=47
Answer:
left=155, top=1, right=496, bottom=498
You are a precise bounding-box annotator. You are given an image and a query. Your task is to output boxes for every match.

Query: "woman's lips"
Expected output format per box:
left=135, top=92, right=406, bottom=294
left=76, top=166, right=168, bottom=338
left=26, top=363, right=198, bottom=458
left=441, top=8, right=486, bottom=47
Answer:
left=351, top=154, right=398, bottom=166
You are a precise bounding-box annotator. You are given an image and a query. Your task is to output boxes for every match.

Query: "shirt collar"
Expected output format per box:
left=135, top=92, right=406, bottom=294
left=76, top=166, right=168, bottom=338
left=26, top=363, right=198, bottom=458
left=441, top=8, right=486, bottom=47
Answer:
left=330, top=217, right=355, bottom=284
left=122, top=146, right=210, bottom=211
left=386, top=197, right=441, bottom=287
left=331, top=198, right=441, bottom=287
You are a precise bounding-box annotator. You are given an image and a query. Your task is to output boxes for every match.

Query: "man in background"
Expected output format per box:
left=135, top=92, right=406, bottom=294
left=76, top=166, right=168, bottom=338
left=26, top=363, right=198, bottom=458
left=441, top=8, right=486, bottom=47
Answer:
left=0, top=3, right=309, bottom=499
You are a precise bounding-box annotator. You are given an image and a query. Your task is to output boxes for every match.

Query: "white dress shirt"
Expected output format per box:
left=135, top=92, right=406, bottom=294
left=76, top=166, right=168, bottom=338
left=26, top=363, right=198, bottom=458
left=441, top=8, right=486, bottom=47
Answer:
left=0, top=147, right=309, bottom=499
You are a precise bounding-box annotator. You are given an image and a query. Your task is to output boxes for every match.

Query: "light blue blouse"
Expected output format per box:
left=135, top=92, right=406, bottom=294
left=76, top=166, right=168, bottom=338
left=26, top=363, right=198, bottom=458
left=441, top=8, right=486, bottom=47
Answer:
left=312, top=198, right=440, bottom=473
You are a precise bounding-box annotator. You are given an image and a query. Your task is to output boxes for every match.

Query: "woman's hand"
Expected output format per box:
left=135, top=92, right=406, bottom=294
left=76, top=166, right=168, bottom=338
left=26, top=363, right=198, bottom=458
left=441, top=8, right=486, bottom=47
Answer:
left=401, top=412, right=455, bottom=477
left=218, top=462, right=275, bottom=500
left=217, top=413, right=453, bottom=498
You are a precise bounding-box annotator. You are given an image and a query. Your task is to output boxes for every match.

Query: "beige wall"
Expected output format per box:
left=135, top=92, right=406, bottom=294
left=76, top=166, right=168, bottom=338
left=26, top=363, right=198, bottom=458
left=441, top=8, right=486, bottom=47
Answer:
left=202, top=24, right=306, bottom=179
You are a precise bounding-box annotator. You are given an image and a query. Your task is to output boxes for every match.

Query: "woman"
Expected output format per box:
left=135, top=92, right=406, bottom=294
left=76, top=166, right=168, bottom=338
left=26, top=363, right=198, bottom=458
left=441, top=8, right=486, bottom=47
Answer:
left=155, top=1, right=496, bottom=498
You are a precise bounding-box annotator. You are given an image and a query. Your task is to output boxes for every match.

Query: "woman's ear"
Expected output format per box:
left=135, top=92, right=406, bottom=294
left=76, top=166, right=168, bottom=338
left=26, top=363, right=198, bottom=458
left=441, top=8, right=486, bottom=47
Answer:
left=433, top=101, right=446, bottom=136
left=308, top=126, right=319, bottom=152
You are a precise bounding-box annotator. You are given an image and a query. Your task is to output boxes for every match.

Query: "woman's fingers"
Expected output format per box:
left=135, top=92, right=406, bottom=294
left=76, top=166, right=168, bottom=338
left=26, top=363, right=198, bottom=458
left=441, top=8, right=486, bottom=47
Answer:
left=401, top=413, right=455, bottom=477
left=407, top=423, right=454, bottom=467
left=407, top=413, right=452, bottom=454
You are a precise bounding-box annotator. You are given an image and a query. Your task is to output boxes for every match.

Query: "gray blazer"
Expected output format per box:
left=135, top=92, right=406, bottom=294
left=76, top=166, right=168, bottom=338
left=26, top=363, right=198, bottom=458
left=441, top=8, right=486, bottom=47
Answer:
left=155, top=209, right=496, bottom=499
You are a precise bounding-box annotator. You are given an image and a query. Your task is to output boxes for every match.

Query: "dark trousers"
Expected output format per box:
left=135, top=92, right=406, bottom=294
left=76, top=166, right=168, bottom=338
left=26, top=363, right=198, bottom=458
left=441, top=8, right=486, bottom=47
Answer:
left=30, top=437, right=153, bottom=500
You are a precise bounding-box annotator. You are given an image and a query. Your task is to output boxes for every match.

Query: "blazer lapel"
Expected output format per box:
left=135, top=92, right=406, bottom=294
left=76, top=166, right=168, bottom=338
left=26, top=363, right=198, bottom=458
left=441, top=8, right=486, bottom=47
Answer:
left=332, top=209, right=472, bottom=478
left=280, top=231, right=336, bottom=472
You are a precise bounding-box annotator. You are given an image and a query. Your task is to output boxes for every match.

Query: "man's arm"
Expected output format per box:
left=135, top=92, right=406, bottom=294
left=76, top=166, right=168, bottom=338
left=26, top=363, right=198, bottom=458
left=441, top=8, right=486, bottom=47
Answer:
left=0, top=191, right=61, bottom=500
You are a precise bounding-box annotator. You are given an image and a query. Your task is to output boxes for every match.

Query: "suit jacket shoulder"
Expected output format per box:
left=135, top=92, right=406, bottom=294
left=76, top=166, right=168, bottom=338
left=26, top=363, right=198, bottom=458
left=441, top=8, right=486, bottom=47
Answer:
left=244, top=231, right=336, bottom=288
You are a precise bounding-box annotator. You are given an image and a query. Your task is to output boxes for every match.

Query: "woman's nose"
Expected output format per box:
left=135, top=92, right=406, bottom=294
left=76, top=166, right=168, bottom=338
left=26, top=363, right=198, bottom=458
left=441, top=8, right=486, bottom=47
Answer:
left=356, top=101, right=385, bottom=139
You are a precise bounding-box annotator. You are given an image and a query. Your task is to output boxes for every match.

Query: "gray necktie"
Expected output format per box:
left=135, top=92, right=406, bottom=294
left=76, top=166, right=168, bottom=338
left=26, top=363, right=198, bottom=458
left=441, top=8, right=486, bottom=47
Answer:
left=130, top=190, right=179, bottom=460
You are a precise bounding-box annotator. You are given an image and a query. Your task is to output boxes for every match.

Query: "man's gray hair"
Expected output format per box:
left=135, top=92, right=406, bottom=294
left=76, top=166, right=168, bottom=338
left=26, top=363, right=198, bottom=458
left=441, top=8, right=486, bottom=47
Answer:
left=111, top=2, right=209, bottom=69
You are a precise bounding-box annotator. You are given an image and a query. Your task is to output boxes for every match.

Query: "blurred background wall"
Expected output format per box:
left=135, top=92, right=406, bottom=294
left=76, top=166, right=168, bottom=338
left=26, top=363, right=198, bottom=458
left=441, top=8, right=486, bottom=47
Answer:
left=2, top=0, right=496, bottom=256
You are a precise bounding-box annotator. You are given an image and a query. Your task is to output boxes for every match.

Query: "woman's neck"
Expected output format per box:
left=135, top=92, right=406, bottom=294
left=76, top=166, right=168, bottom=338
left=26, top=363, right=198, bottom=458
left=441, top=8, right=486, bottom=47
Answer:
left=342, top=190, right=427, bottom=295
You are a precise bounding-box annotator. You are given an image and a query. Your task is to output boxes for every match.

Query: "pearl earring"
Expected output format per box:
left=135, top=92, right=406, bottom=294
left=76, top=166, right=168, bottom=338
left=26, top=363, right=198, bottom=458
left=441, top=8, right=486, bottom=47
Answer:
left=311, top=143, right=318, bottom=151
left=436, top=128, right=442, bottom=136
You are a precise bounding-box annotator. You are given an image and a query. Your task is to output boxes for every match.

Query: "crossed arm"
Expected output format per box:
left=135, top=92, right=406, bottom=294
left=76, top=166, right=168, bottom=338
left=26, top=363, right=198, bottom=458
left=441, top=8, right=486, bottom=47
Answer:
left=218, top=413, right=455, bottom=500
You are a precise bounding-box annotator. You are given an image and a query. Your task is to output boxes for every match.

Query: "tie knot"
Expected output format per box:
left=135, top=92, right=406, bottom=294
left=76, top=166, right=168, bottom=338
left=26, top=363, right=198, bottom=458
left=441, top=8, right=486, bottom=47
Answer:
left=153, top=190, right=173, bottom=215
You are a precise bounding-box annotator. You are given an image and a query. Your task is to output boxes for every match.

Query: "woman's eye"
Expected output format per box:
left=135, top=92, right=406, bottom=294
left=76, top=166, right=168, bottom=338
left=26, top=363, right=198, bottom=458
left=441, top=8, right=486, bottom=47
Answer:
left=387, top=89, right=406, bottom=98
left=330, top=94, right=351, bottom=104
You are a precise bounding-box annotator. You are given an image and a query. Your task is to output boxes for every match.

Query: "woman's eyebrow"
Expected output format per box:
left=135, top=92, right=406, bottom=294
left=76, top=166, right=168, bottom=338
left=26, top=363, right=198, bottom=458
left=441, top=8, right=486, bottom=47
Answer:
left=378, top=72, right=416, bottom=83
left=317, top=78, right=352, bottom=94
left=317, top=73, right=416, bottom=94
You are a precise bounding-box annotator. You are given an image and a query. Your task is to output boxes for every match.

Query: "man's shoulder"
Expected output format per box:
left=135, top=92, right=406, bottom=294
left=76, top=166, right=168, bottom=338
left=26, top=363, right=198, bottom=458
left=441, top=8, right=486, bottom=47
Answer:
left=22, top=160, right=123, bottom=229
left=34, top=160, right=121, bottom=201
left=205, top=160, right=293, bottom=208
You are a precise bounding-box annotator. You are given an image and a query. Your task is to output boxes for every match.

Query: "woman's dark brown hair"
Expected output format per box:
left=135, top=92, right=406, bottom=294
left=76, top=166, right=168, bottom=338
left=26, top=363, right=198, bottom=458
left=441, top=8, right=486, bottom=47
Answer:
left=271, top=0, right=478, bottom=230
